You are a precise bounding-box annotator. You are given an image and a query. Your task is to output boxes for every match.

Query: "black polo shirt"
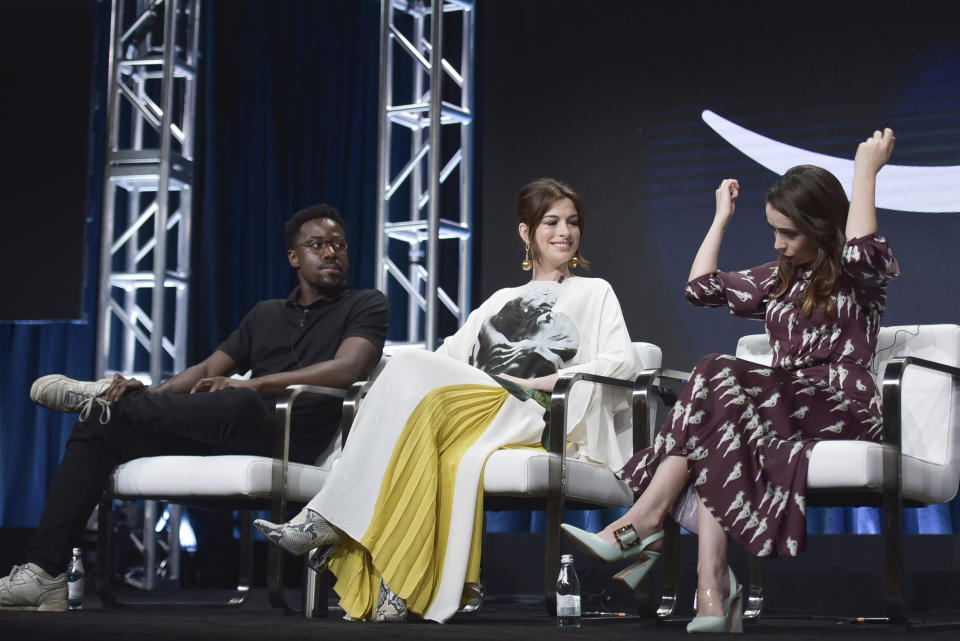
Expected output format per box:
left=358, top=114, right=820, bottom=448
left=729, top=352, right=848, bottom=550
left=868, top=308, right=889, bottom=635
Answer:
left=217, top=286, right=389, bottom=463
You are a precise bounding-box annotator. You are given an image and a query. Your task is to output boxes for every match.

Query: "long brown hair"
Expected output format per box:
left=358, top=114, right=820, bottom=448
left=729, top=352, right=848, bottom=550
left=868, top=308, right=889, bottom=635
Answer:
left=766, top=165, right=848, bottom=318
left=516, top=178, right=590, bottom=269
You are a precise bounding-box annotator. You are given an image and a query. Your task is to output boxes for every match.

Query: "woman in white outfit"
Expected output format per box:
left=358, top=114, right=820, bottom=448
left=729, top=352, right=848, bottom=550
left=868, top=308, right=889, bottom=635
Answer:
left=255, top=178, right=639, bottom=622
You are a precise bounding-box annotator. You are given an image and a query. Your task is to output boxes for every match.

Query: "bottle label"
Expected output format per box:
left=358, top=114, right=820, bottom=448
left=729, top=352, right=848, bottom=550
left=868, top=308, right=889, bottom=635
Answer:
left=68, top=579, right=84, bottom=600
left=556, top=593, right=580, bottom=617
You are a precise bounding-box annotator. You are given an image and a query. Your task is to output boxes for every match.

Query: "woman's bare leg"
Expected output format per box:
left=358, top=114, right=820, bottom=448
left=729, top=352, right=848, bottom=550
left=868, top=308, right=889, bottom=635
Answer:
left=598, top=455, right=689, bottom=551
left=693, top=495, right=728, bottom=617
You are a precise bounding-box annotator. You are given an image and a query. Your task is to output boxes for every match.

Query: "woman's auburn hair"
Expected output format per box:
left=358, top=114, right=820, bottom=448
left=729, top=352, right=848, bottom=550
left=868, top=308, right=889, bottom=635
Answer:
left=766, top=165, right=849, bottom=319
left=515, top=177, right=589, bottom=269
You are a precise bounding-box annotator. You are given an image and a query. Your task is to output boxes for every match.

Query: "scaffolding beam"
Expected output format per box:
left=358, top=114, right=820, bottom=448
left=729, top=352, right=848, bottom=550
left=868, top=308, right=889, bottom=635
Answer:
left=96, top=0, right=199, bottom=385
left=376, top=0, right=475, bottom=349
left=95, top=0, right=200, bottom=592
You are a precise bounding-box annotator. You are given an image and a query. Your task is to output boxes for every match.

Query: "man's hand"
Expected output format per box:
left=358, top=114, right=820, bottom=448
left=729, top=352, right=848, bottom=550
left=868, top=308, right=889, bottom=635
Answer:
left=102, top=373, right=147, bottom=403
left=190, top=376, right=257, bottom=394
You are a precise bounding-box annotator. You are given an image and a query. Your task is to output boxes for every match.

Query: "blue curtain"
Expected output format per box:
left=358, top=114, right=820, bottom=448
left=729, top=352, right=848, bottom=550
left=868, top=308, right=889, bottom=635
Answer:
left=192, top=0, right=382, bottom=353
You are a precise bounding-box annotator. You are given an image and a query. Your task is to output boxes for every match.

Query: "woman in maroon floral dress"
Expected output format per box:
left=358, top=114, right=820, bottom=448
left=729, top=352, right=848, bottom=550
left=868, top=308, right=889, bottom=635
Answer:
left=563, top=129, right=899, bottom=633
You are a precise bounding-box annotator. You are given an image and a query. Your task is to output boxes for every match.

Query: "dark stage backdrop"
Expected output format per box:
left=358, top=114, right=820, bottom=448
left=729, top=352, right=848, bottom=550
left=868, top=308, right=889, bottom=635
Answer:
left=0, top=0, right=98, bottom=320
left=477, top=1, right=960, bottom=533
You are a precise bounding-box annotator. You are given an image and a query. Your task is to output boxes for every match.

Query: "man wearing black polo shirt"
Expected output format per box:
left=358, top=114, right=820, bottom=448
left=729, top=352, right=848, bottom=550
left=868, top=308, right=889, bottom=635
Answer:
left=0, top=204, right=389, bottom=612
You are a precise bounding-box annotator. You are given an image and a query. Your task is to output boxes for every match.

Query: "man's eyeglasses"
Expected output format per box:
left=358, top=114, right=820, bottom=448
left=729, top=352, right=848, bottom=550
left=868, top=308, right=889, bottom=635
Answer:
left=299, top=237, right=348, bottom=254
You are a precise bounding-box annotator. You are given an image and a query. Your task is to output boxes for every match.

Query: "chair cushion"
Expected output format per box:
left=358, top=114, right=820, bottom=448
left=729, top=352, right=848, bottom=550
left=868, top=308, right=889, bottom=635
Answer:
left=109, top=455, right=330, bottom=503
left=806, top=440, right=958, bottom=504
left=483, top=449, right=634, bottom=507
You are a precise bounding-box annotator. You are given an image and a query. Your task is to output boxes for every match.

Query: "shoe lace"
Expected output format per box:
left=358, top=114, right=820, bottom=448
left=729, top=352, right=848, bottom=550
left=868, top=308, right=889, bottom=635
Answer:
left=79, top=397, right=112, bottom=424
left=4, top=564, right=27, bottom=585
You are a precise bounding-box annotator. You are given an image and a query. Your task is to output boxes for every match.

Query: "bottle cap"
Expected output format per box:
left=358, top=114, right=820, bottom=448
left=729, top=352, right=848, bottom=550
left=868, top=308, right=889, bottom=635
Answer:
left=72, top=547, right=81, bottom=555
left=561, top=553, right=574, bottom=563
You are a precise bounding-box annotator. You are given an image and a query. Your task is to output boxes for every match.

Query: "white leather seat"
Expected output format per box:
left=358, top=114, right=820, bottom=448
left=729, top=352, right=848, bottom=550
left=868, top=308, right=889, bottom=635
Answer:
left=483, top=449, right=634, bottom=506
left=109, top=454, right=333, bottom=503
left=97, top=384, right=346, bottom=613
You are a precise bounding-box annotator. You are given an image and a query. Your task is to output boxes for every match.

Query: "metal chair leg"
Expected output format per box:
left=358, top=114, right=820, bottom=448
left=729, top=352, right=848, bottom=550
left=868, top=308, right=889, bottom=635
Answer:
left=97, top=497, right=122, bottom=608
left=657, top=518, right=680, bottom=618
left=230, top=510, right=253, bottom=606
left=302, top=549, right=329, bottom=618
left=744, top=555, right=763, bottom=619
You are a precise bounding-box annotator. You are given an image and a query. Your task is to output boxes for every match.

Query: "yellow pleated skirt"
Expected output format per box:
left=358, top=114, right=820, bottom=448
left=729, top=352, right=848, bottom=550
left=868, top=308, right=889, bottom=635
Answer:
left=328, top=383, right=511, bottom=619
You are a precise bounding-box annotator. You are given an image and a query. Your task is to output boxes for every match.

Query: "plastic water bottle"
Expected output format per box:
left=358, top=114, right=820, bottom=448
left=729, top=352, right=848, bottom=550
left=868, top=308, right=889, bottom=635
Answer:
left=556, top=553, right=581, bottom=628
left=67, top=547, right=84, bottom=611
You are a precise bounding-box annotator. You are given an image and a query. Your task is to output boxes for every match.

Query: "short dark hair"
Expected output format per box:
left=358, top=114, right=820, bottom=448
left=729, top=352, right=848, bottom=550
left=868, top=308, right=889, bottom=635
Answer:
left=284, top=204, right=347, bottom=249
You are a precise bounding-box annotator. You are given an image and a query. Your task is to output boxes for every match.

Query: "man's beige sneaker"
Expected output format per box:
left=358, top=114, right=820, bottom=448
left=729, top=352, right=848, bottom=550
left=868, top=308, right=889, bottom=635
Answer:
left=0, top=564, right=68, bottom=612
left=29, top=375, right=113, bottom=414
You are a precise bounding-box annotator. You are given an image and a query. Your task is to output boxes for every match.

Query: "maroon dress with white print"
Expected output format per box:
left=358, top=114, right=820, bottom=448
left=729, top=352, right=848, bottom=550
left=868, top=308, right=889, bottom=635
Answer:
left=618, top=234, right=899, bottom=558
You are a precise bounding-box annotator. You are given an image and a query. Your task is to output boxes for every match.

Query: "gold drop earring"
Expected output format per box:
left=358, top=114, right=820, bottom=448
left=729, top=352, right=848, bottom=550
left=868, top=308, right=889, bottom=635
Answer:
left=521, top=243, right=532, bottom=271
left=569, top=256, right=579, bottom=269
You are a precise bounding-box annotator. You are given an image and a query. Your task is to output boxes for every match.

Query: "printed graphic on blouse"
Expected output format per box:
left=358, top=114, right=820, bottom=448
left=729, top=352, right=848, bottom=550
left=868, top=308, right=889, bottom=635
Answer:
left=472, top=287, right=580, bottom=379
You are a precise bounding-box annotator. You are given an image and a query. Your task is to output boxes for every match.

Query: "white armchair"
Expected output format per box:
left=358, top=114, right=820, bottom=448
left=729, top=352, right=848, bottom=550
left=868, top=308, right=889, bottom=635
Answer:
left=95, top=384, right=349, bottom=613
left=654, top=324, right=960, bottom=623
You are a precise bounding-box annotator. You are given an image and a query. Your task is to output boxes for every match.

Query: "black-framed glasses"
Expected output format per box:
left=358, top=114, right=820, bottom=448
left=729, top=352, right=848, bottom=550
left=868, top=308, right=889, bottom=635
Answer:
left=299, top=237, right=348, bottom=253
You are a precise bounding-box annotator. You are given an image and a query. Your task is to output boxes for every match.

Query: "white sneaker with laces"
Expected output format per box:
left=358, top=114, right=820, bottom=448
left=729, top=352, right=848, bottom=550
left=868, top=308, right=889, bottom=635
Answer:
left=0, top=563, right=68, bottom=612
left=30, top=375, right=113, bottom=415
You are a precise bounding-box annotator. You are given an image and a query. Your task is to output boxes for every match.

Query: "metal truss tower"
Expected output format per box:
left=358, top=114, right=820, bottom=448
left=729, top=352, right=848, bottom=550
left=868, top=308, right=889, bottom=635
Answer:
left=95, top=0, right=200, bottom=590
left=377, top=0, right=475, bottom=349
left=96, top=0, right=199, bottom=385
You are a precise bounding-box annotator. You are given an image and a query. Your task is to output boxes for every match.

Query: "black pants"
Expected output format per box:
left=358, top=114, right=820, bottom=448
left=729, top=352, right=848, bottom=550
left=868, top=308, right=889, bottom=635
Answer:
left=27, top=388, right=283, bottom=576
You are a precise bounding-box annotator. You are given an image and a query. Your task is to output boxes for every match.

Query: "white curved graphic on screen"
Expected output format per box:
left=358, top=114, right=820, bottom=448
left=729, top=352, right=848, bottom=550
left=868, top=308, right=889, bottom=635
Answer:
left=702, top=109, right=960, bottom=213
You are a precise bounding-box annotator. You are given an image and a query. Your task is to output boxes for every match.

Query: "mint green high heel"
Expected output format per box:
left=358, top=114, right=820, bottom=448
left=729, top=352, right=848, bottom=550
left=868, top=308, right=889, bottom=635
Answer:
left=561, top=523, right=664, bottom=562
left=561, top=523, right=664, bottom=588
left=686, top=567, right=743, bottom=634
left=612, top=550, right=661, bottom=590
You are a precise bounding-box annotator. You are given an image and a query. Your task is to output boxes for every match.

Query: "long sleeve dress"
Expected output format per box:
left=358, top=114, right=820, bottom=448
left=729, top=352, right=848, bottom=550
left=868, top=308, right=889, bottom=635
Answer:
left=308, top=276, right=639, bottom=621
left=618, top=234, right=899, bottom=558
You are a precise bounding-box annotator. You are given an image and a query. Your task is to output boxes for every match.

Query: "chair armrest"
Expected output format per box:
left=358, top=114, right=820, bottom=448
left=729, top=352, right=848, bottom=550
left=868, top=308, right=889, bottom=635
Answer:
left=547, top=372, right=635, bottom=457
left=633, top=368, right=690, bottom=452
left=881, top=356, right=960, bottom=448
left=339, top=380, right=373, bottom=445
left=631, top=368, right=690, bottom=453
left=880, top=357, right=960, bottom=498
left=270, top=385, right=348, bottom=512
left=273, top=385, right=347, bottom=458
left=545, top=368, right=693, bottom=461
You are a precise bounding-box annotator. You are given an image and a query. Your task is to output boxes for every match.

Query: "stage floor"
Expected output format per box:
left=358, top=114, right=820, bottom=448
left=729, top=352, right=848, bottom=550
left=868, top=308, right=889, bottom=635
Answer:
left=0, top=590, right=960, bottom=641
left=2, top=589, right=959, bottom=641
left=4, top=530, right=960, bottom=639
